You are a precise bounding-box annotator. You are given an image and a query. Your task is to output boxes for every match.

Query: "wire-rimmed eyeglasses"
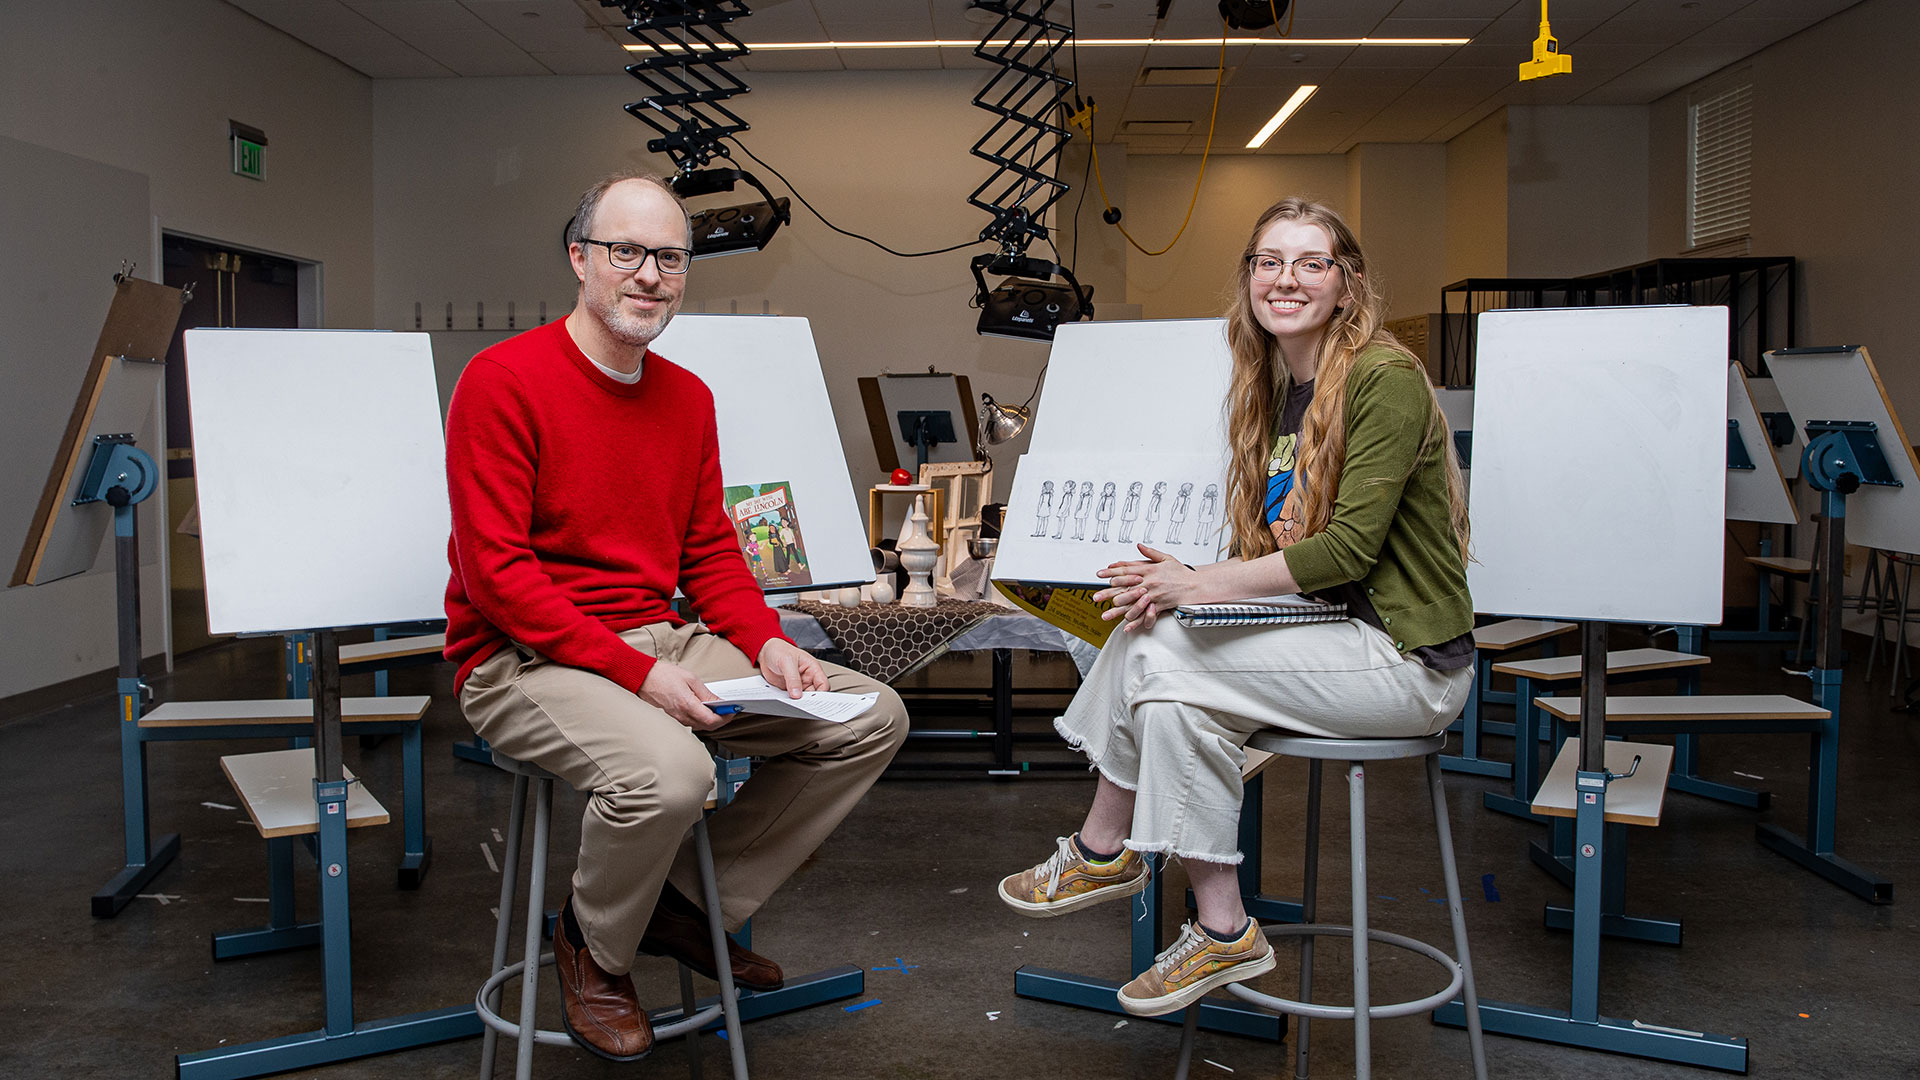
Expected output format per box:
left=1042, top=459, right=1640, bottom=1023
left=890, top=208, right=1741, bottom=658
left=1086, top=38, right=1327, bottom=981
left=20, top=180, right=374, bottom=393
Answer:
left=579, top=238, right=693, bottom=274
left=1247, top=254, right=1337, bottom=286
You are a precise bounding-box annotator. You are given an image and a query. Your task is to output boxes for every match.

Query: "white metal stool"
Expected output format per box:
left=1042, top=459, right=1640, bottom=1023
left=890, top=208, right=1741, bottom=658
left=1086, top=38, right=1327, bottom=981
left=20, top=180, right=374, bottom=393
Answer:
left=1173, top=732, right=1487, bottom=1080
left=477, top=750, right=748, bottom=1080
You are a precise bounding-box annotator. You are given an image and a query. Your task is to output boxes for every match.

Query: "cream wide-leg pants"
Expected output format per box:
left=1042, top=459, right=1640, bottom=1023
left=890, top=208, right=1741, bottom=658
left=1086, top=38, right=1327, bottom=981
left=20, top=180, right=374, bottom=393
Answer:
left=460, top=621, right=908, bottom=975
left=1055, top=616, right=1473, bottom=864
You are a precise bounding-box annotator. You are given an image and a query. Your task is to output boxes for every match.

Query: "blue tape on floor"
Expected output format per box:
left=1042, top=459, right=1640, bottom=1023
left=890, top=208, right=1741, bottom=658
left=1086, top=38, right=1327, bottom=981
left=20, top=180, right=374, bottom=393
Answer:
left=844, top=999, right=881, bottom=1013
left=1481, top=873, right=1500, bottom=902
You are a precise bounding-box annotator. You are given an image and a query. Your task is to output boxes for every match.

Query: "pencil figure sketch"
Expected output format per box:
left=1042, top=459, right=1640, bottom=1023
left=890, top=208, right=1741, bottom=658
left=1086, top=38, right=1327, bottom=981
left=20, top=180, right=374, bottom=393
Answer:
left=1118, top=481, right=1143, bottom=542
left=1165, top=482, right=1194, bottom=543
left=1052, top=480, right=1076, bottom=538
left=1194, top=483, right=1219, bottom=546
left=1093, top=482, right=1118, bottom=541
left=1140, top=481, right=1167, bottom=544
left=1031, top=480, right=1054, bottom=536
left=1070, top=478, right=1095, bottom=539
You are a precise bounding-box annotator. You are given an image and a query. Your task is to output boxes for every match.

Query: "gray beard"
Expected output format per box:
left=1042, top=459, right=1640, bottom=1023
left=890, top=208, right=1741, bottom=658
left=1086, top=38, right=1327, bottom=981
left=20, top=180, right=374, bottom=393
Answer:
left=588, top=289, right=679, bottom=349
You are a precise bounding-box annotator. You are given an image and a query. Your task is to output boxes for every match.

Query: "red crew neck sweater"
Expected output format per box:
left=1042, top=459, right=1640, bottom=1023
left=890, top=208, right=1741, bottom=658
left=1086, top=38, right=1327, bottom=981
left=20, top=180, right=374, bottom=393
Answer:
left=443, top=319, right=786, bottom=691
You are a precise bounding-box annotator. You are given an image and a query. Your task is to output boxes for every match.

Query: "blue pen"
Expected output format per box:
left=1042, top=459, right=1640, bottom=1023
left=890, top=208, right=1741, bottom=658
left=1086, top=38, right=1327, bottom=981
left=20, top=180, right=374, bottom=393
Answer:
left=707, top=703, right=743, bottom=716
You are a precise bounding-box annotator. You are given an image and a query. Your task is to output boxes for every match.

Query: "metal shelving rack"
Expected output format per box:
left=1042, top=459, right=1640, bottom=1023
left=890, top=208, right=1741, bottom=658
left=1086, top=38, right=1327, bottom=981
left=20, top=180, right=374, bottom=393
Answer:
left=1437, top=256, right=1796, bottom=386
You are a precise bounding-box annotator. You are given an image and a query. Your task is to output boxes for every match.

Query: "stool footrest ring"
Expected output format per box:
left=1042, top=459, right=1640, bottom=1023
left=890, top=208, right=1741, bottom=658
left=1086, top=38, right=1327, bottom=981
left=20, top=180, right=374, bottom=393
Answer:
left=1226, top=924, right=1465, bottom=1022
left=476, top=955, right=724, bottom=1045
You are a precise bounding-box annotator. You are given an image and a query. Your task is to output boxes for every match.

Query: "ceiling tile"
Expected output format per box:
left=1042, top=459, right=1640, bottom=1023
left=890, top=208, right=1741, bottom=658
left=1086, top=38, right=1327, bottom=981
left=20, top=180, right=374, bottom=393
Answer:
left=1384, top=0, right=1513, bottom=18
left=1335, top=44, right=1468, bottom=69
left=528, top=46, right=630, bottom=75
left=1737, top=0, right=1863, bottom=19
left=463, top=0, right=611, bottom=51
left=345, top=0, right=489, bottom=34
left=227, top=0, right=458, bottom=76
left=409, top=28, right=550, bottom=74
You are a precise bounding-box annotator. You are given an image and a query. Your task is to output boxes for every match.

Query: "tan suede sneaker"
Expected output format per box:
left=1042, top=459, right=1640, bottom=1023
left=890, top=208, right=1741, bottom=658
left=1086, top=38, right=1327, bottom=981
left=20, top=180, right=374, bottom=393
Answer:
left=998, top=834, right=1150, bottom=917
left=1117, top=918, right=1276, bottom=1016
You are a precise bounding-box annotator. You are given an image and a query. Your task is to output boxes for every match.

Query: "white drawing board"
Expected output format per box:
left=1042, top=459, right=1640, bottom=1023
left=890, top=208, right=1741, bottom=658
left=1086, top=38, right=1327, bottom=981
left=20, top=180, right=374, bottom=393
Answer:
left=993, top=319, right=1236, bottom=585
left=1764, top=346, right=1920, bottom=556
left=1726, top=364, right=1797, bottom=525
left=1023, top=319, right=1235, bottom=457
left=650, top=315, right=870, bottom=591
left=1745, top=376, right=1803, bottom=480
left=184, top=329, right=451, bottom=634
left=1467, top=306, right=1727, bottom=624
left=994, top=452, right=1231, bottom=584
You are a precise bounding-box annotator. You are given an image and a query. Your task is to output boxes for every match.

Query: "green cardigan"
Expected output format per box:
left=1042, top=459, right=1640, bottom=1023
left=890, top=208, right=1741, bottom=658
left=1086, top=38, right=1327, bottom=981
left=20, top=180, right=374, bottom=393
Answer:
left=1281, top=347, right=1473, bottom=655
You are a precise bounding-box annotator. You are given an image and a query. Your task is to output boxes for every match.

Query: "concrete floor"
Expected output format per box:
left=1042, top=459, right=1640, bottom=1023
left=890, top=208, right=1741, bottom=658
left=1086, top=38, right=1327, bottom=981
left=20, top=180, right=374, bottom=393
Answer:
left=2, top=630, right=1917, bottom=1079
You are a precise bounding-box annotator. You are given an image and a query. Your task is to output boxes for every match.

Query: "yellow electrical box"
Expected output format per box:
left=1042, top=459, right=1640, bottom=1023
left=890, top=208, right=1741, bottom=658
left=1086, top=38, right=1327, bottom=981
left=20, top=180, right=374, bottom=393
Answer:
left=1519, top=2, right=1572, bottom=82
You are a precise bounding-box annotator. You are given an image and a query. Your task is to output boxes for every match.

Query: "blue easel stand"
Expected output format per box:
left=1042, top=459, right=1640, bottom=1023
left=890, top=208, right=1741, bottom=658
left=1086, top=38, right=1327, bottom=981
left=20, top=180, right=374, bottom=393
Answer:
left=1435, top=621, right=1748, bottom=1072
left=178, top=629, right=480, bottom=1079
left=1751, top=442, right=1893, bottom=904
left=80, top=439, right=182, bottom=918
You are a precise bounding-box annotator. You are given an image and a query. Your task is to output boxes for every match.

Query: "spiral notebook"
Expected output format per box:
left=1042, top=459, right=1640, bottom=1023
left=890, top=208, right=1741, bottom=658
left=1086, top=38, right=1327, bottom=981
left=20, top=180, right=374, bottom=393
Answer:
left=1174, top=594, right=1348, bottom=628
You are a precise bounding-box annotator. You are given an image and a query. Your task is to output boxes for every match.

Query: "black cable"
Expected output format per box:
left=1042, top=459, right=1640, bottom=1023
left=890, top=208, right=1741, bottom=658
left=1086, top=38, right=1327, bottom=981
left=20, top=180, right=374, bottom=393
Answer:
left=1070, top=116, right=1092, bottom=270
left=1066, top=0, right=1090, bottom=272
left=724, top=137, right=986, bottom=259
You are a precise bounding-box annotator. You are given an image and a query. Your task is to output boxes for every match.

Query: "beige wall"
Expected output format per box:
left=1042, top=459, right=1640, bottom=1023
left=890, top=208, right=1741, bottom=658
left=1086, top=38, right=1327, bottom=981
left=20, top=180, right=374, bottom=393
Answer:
left=1445, top=110, right=1508, bottom=283
left=1506, top=105, right=1648, bottom=278
left=1649, top=0, right=1920, bottom=424
left=1114, top=154, right=1350, bottom=319
left=1345, top=143, right=1450, bottom=319
left=374, top=70, right=1063, bottom=501
left=0, top=0, right=374, bottom=698
left=0, top=0, right=376, bottom=326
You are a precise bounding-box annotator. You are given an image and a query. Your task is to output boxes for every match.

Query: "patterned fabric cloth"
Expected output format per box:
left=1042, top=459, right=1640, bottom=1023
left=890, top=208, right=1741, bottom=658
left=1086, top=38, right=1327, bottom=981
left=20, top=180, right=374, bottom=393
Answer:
left=791, top=599, right=1004, bottom=684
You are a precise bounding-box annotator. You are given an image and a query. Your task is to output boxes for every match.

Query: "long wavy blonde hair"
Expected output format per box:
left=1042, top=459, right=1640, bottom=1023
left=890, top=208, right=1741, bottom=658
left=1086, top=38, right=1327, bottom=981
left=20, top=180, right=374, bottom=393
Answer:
left=1222, top=197, right=1469, bottom=562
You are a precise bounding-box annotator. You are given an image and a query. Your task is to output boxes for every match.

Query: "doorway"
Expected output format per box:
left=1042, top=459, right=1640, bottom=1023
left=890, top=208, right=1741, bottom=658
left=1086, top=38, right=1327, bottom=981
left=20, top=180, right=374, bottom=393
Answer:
left=160, top=233, right=315, bottom=654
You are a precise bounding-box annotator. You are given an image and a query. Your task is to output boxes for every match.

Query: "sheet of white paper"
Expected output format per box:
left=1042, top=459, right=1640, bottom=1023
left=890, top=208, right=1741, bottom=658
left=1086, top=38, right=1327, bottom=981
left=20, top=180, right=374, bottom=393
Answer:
left=993, top=451, right=1231, bottom=585
left=704, top=675, right=879, bottom=724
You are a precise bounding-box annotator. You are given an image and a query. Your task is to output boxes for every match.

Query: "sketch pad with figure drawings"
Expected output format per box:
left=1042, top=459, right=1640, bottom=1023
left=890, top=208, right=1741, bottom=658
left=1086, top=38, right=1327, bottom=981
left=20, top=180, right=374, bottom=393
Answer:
left=991, top=319, right=1236, bottom=587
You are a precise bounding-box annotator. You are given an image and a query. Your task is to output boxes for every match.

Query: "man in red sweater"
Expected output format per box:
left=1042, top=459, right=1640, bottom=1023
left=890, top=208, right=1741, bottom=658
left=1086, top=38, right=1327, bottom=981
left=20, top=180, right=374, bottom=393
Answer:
left=445, top=174, right=907, bottom=1061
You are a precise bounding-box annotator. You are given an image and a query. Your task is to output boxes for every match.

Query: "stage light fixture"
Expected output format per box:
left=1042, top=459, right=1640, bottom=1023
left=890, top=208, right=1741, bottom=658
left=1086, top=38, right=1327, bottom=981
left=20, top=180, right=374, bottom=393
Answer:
left=602, top=1, right=791, bottom=257
left=972, top=259, right=1094, bottom=343
left=965, top=1, right=1094, bottom=342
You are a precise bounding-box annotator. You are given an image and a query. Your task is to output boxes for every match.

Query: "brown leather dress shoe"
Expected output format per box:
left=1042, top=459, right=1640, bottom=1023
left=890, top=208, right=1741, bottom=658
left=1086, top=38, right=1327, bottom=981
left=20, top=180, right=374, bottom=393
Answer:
left=639, top=902, right=785, bottom=992
left=554, top=917, right=653, bottom=1061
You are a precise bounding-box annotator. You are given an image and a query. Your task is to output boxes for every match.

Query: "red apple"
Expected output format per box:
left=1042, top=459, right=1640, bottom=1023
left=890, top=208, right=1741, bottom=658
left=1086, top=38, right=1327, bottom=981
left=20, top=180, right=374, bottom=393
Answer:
left=890, top=468, right=914, bottom=486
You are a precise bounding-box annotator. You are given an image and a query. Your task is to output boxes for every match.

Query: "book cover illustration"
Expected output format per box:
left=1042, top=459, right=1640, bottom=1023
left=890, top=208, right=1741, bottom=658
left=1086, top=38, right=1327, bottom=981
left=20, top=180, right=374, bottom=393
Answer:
left=724, top=481, right=812, bottom=589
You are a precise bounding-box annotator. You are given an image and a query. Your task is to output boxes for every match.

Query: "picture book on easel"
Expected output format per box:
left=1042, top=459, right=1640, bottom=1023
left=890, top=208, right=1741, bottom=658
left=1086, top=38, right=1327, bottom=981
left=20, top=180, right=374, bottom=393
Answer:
left=723, top=481, right=812, bottom=589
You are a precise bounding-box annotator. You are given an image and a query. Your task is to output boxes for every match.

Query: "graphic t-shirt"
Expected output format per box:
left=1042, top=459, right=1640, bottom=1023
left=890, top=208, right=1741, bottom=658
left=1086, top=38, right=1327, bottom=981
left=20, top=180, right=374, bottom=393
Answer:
left=1266, top=379, right=1315, bottom=550
left=1268, top=378, right=1473, bottom=672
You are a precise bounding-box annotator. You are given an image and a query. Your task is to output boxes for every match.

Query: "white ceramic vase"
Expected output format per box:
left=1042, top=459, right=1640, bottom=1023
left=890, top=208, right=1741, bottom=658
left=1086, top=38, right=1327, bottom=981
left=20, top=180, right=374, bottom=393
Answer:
left=897, top=495, right=940, bottom=608
left=869, top=576, right=897, bottom=604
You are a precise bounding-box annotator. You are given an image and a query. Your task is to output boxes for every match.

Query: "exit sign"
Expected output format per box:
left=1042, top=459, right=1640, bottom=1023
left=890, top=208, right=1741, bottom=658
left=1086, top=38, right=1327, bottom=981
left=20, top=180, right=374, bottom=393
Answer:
left=230, top=121, right=267, bottom=181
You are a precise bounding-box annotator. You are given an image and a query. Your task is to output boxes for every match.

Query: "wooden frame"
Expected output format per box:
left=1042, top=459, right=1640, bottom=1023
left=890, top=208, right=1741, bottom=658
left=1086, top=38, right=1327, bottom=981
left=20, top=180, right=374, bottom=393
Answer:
left=920, top=460, right=992, bottom=587
left=10, top=276, right=184, bottom=587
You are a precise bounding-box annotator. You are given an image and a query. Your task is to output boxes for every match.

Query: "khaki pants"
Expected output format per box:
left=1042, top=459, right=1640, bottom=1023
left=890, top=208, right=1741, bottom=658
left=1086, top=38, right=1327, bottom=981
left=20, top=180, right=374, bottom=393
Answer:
left=460, top=621, right=908, bottom=975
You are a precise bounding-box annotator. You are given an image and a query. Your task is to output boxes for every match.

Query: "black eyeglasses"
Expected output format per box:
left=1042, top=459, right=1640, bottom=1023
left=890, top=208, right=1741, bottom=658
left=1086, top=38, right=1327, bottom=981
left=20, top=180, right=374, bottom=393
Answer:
left=579, top=238, right=693, bottom=274
left=1247, top=254, right=1337, bottom=286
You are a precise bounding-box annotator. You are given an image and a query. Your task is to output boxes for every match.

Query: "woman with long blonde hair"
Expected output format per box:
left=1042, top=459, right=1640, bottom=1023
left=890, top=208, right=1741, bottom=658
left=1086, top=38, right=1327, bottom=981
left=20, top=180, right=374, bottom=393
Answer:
left=997, top=197, right=1474, bottom=1015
